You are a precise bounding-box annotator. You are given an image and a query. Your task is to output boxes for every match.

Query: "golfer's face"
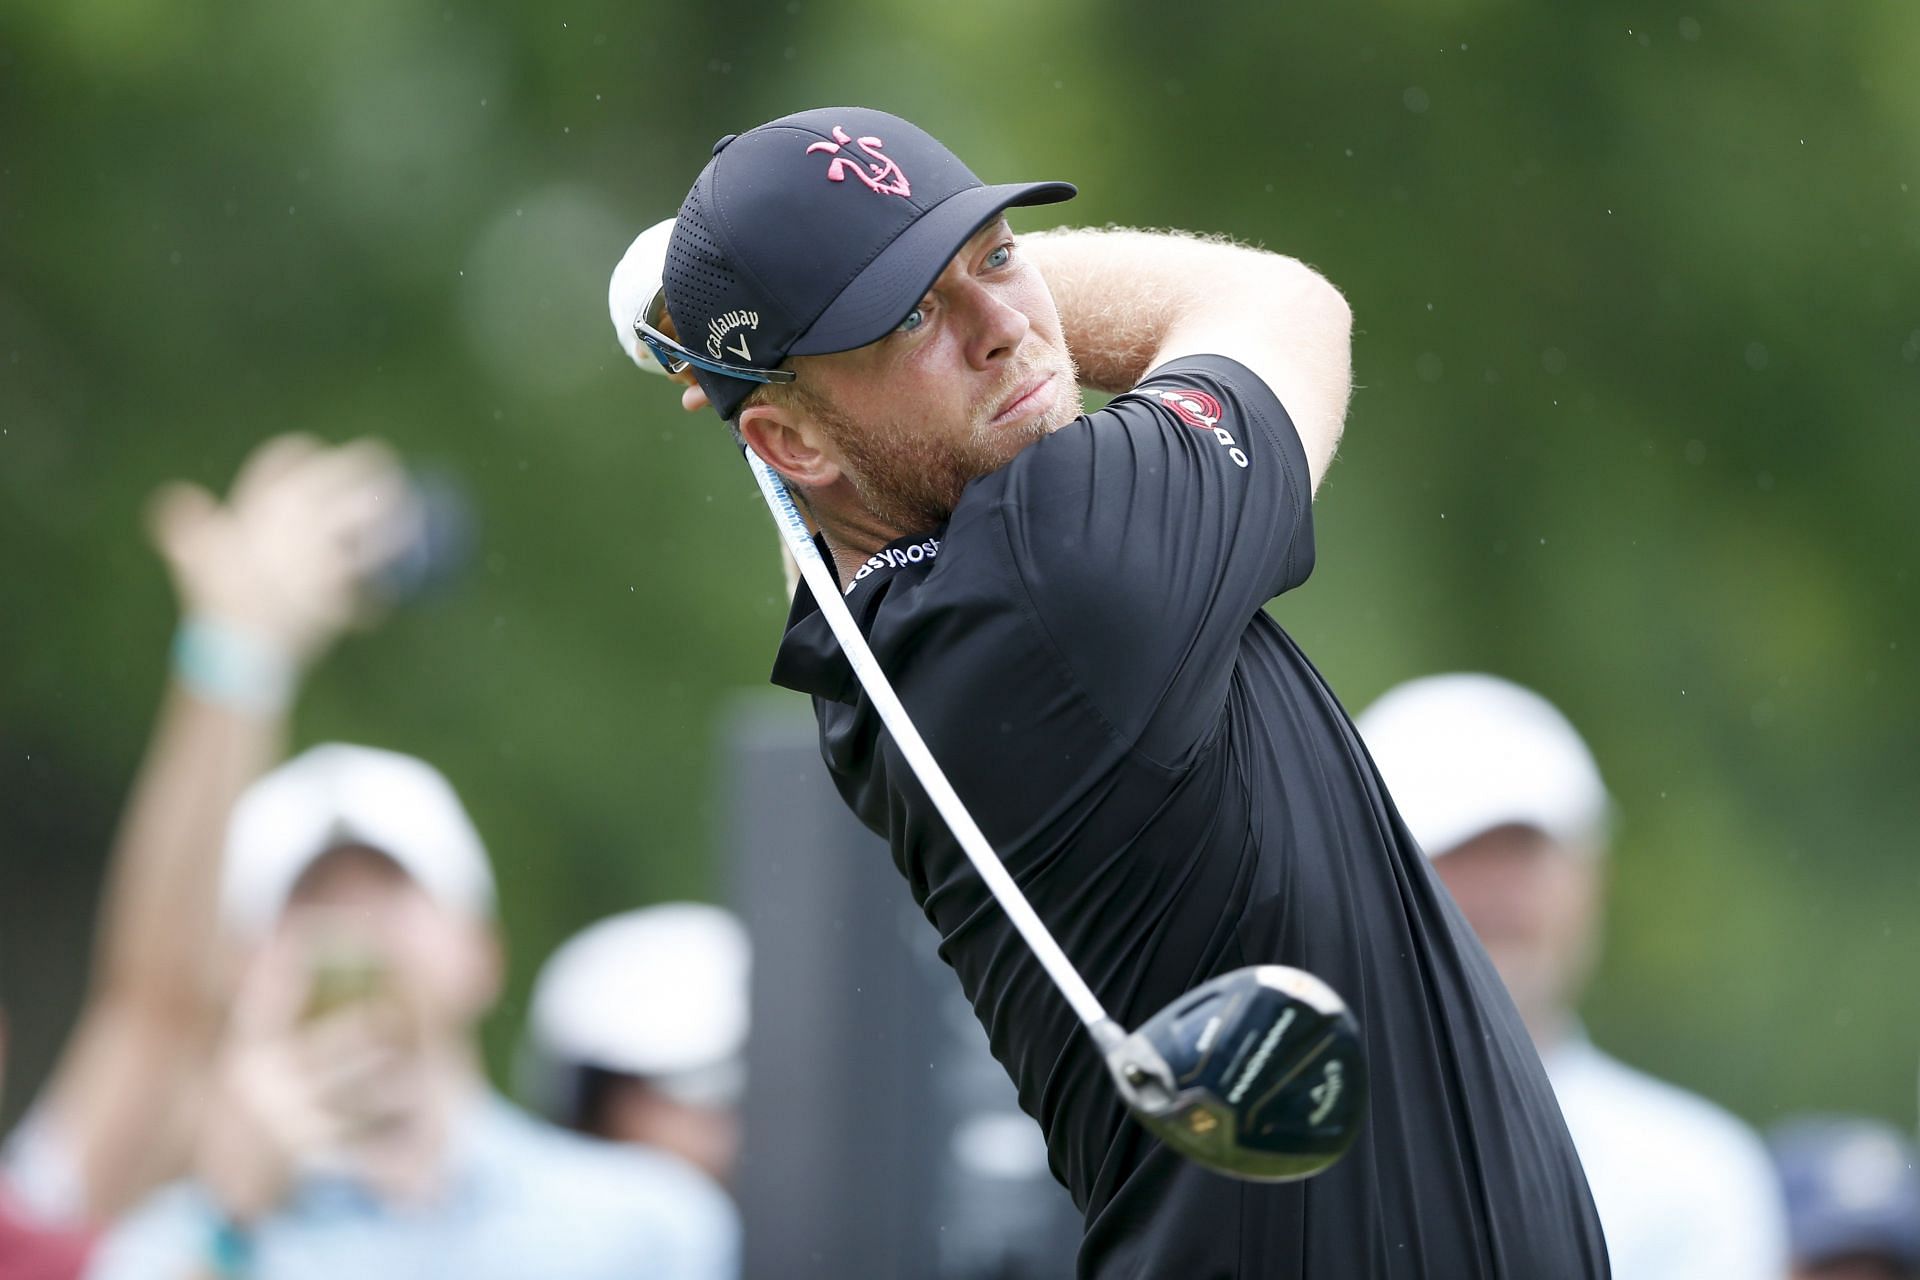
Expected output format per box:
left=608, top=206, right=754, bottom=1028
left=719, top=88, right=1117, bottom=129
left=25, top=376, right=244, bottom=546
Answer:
left=798, top=220, right=1081, bottom=532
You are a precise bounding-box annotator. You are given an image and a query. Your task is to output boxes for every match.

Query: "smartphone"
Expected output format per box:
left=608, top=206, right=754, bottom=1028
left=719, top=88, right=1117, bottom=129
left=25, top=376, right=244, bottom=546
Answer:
left=302, top=938, right=388, bottom=1022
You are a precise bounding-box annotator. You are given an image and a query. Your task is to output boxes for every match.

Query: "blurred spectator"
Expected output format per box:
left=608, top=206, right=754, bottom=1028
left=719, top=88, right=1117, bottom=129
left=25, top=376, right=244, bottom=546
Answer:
left=524, top=905, right=750, bottom=1186
left=4, top=435, right=412, bottom=1226
left=1770, top=1116, right=1920, bottom=1280
left=1359, top=672, right=1789, bottom=1280
left=1, top=436, right=736, bottom=1277
left=85, top=745, right=738, bottom=1280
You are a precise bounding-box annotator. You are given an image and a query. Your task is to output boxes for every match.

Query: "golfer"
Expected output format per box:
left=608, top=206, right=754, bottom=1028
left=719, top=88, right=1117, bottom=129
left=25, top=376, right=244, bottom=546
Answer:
left=616, top=107, right=1609, bottom=1278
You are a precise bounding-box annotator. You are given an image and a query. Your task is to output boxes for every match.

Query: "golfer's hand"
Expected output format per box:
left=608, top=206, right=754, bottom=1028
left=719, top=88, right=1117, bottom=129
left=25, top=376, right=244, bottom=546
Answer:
left=676, top=374, right=711, bottom=414
left=147, top=436, right=411, bottom=664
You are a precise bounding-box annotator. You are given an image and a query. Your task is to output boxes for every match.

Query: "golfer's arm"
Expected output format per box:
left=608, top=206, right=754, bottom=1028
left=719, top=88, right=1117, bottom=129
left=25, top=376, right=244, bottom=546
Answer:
left=1021, top=228, right=1352, bottom=493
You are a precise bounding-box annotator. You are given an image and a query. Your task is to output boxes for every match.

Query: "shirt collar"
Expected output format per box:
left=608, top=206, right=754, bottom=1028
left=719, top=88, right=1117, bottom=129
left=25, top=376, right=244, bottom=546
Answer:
left=770, top=530, right=943, bottom=703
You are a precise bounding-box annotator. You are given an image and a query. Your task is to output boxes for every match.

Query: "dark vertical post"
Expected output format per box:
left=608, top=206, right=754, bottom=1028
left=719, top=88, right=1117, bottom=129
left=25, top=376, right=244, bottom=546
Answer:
left=723, top=698, right=1079, bottom=1280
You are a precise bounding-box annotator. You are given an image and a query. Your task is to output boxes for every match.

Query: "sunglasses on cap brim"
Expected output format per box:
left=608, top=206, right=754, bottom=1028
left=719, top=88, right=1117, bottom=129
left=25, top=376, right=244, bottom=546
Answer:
left=632, top=288, right=797, bottom=386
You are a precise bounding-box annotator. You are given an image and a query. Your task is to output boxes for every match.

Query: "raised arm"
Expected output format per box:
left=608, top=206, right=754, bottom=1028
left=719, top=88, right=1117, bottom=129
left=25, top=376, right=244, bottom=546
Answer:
left=1020, top=228, right=1353, bottom=493
left=30, top=435, right=406, bottom=1220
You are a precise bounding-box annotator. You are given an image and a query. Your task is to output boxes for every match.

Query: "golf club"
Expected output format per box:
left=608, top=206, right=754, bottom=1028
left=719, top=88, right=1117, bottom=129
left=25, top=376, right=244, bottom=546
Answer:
left=743, top=445, right=1367, bottom=1182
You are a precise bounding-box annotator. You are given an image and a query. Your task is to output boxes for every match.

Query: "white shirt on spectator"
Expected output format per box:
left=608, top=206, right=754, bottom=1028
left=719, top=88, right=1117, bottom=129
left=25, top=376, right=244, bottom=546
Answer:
left=1545, top=1031, right=1788, bottom=1280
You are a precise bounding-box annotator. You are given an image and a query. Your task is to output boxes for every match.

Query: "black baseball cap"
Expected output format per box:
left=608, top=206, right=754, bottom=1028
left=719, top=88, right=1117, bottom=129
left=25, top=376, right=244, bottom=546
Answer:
left=661, top=106, right=1076, bottom=421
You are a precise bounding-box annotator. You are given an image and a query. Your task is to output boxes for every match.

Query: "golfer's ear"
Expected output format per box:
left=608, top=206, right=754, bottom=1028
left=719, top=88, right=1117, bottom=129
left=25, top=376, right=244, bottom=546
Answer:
left=738, top=401, right=841, bottom=489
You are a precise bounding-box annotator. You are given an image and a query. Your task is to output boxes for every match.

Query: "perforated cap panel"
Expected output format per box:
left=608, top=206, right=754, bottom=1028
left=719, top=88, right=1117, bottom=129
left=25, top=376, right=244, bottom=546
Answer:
left=663, top=175, right=782, bottom=422
left=664, top=185, right=739, bottom=336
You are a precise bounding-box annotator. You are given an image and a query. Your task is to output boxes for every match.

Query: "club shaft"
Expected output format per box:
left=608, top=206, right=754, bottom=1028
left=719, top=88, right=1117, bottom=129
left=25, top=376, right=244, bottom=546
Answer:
left=746, top=448, right=1114, bottom=1034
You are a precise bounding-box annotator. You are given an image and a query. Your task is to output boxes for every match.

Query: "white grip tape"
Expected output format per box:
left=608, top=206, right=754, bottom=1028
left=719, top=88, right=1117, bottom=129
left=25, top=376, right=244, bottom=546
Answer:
left=745, top=448, right=1111, bottom=1032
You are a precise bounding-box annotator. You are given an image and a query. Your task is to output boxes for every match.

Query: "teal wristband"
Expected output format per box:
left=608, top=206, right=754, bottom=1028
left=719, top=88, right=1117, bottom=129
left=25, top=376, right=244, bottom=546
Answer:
left=206, top=1215, right=256, bottom=1279
left=172, top=617, right=296, bottom=713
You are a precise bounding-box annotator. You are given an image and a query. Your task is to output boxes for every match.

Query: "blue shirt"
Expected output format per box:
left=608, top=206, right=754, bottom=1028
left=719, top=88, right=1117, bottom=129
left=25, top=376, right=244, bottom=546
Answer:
left=84, top=1095, right=738, bottom=1280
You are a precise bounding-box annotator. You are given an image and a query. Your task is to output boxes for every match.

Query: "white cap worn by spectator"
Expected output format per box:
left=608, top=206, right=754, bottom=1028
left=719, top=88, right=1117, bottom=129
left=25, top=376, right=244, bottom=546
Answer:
left=530, top=904, right=750, bottom=1107
left=1356, top=671, right=1611, bottom=858
left=220, top=743, right=496, bottom=937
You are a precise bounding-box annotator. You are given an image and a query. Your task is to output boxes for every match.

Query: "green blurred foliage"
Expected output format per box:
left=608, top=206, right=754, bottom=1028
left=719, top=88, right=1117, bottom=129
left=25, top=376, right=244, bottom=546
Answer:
left=2, top=0, right=1915, bottom=1131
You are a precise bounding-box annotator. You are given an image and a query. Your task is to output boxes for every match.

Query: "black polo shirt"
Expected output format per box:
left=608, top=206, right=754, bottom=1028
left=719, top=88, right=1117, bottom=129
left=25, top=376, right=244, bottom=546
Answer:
left=772, top=355, right=1609, bottom=1278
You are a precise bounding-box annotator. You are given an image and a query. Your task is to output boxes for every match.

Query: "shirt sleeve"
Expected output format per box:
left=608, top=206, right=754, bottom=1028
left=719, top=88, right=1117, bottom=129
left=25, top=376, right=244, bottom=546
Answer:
left=1, top=1106, right=89, bottom=1227
left=985, top=353, right=1315, bottom=765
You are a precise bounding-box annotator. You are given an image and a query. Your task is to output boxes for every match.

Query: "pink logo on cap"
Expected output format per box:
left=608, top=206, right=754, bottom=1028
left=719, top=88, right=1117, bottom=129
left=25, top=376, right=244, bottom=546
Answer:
left=806, top=126, right=912, bottom=198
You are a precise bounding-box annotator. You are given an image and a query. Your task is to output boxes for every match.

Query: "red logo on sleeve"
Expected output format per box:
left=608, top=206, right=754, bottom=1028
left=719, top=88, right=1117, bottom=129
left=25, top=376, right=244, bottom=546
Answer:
left=1144, top=386, right=1224, bottom=430
left=1140, top=387, right=1249, bottom=468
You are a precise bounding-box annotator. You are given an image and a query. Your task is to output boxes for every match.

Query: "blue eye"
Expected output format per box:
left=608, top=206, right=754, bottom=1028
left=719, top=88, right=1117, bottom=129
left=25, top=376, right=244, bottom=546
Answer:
left=985, top=245, right=1012, bottom=269
left=896, top=305, right=926, bottom=334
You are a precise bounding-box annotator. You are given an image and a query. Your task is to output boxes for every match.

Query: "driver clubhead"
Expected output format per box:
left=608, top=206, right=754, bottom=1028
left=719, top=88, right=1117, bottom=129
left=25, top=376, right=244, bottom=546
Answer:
left=1104, top=965, right=1366, bottom=1182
